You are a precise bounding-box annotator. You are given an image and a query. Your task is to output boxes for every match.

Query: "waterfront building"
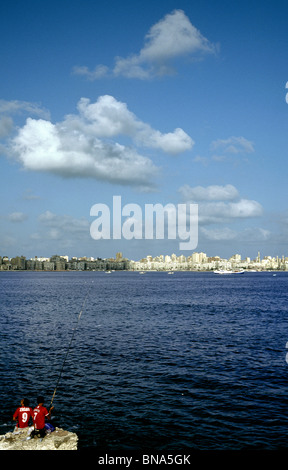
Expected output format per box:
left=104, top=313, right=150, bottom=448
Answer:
left=11, top=256, right=26, bottom=270
left=26, top=259, right=36, bottom=270
left=35, top=260, right=43, bottom=270
left=43, top=261, right=55, bottom=271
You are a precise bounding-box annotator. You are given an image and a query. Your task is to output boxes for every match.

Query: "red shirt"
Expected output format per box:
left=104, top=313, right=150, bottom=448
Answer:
left=13, top=406, right=33, bottom=428
left=33, top=405, right=49, bottom=430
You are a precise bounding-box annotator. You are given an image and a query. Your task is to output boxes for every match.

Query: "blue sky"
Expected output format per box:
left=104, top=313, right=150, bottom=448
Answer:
left=0, top=0, right=288, bottom=261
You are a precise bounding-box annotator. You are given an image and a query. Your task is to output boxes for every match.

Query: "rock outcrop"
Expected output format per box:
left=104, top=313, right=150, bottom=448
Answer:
left=0, top=426, right=78, bottom=450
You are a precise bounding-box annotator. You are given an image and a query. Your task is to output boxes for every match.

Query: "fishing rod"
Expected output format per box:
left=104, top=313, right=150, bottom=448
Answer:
left=49, top=282, right=93, bottom=412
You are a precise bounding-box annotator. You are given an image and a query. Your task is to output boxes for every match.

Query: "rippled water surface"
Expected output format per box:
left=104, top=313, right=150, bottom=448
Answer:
left=1, top=270, right=288, bottom=451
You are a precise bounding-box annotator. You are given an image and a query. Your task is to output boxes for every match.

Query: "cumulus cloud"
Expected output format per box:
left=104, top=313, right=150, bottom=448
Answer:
left=10, top=95, right=193, bottom=189
left=12, top=118, right=157, bottom=187
left=75, top=96, right=137, bottom=137
left=74, top=96, right=194, bottom=153
left=199, top=199, right=263, bottom=223
left=0, top=100, right=50, bottom=142
left=179, top=183, right=267, bottom=248
left=139, top=9, right=216, bottom=60
left=179, top=183, right=263, bottom=224
left=73, top=10, right=218, bottom=80
left=136, top=127, right=193, bottom=154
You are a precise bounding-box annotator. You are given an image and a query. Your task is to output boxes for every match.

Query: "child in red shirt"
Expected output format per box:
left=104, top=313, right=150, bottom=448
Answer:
left=13, top=398, right=33, bottom=429
left=31, top=396, right=54, bottom=438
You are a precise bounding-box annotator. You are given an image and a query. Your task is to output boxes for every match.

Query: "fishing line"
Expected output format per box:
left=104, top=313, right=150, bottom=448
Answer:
left=49, top=281, right=93, bottom=412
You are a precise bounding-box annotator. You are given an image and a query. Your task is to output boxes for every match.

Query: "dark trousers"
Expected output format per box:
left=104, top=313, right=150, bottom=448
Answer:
left=31, top=427, right=46, bottom=438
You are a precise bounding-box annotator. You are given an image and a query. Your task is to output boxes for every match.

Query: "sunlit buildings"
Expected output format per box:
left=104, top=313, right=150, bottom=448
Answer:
left=0, top=252, right=288, bottom=272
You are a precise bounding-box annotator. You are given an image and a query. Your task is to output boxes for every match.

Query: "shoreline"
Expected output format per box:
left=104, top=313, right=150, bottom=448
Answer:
left=0, top=268, right=286, bottom=273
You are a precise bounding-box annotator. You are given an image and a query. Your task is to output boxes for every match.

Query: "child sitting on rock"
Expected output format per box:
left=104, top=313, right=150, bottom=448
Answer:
left=31, top=396, right=54, bottom=439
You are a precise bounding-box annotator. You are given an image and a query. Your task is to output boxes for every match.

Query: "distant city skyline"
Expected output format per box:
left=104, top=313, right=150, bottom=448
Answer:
left=0, top=1, right=287, bottom=260
left=1, top=249, right=287, bottom=272
left=1, top=249, right=287, bottom=263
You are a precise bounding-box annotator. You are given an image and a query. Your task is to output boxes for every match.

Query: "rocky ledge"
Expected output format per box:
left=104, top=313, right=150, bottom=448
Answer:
left=0, top=426, right=78, bottom=450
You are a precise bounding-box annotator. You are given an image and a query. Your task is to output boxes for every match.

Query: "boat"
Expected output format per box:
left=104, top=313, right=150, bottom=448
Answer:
left=167, top=271, right=174, bottom=274
left=214, top=269, right=244, bottom=275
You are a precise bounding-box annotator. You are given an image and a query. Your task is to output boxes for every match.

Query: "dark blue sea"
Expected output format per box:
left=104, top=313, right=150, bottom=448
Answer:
left=1, top=270, right=288, bottom=453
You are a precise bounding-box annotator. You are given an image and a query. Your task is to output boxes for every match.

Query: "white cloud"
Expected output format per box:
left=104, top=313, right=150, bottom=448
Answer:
left=73, top=10, right=218, bottom=80
left=136, top=127, right=193, bottom=155
left=179, top=184, right=239, bottom=201
left=75, top=95, right=137, bottom=137
left=200, top=199, right=263, bottom=223
left=0, top=100, right=50, bottom=141
left=11, top=95, right=193, bottom=189
left=179, top=183, right=263, bottom=225
left=139, top=9, right=216, bottom=61
left=12, top=118, right=157, bottom=187
left=75, top=95, right=193, bottom=153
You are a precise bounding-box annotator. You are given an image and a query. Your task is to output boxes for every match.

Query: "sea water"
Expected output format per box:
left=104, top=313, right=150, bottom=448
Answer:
left=1, top=270, right=288, bottom=451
